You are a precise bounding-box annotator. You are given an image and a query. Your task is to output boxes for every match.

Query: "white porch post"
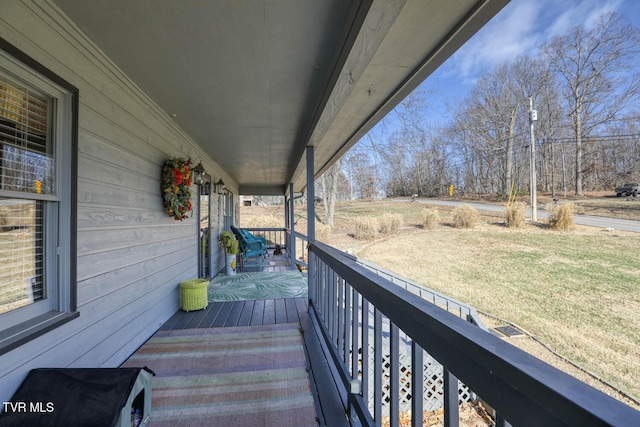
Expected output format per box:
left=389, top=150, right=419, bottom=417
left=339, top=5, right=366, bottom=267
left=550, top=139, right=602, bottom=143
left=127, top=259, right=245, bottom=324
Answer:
left=306, top=146, right=316, bottom=305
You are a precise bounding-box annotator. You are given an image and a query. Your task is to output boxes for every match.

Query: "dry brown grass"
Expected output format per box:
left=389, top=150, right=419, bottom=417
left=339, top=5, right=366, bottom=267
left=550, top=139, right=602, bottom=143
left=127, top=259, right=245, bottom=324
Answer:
left=315, top=221, right=331, bottom=241
left=505, top=201, right=526, bottom=227
left=242, top=214, right=282, bottom=228
left=422, top=207, right=439, bottom=230
left=379, top=213, right=404, bottom=235
left=545, top=202, right=576, bottom=230
left=452, top=204, right=479, bottom=229
left=354, top=216, right=379, bottom=240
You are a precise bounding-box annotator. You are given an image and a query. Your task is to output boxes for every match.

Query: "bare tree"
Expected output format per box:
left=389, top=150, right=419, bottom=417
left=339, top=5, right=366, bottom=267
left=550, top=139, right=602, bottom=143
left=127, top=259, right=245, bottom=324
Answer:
left=343, top=144, right=379, bottom=199
left=543, top=12, right=640, bottom=195
left=321, top=158, right=342, bottom=226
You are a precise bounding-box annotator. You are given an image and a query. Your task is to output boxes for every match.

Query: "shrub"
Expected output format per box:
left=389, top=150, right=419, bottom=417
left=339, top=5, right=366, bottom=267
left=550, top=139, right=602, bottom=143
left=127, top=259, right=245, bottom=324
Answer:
left=546, top=202, right=575, bottom=230
left=452, top=205, right=479, bottom=229
left=354, top=216, right=378, bottom=240
left=506, top=202, right=526, bottom=228
left=422, top=208, right=439, bottom=230
left=379, top=213, right=404, bottom=235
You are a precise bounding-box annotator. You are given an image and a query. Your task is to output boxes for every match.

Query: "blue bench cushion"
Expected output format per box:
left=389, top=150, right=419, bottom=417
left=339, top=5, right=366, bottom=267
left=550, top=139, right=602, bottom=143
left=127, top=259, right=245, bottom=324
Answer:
left=230, top=225, right=267, bottom=261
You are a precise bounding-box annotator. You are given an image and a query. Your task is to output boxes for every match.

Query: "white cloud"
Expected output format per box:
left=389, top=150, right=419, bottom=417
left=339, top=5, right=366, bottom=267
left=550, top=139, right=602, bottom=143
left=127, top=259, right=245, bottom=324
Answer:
left=441, top=0, right=627, bottom=83
left=546, top=0, right=623, bottom=34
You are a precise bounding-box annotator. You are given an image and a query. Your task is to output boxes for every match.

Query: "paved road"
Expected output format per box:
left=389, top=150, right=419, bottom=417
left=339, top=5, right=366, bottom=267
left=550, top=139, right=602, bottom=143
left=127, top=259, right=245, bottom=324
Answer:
left=405, top=198, right=640, bottom=233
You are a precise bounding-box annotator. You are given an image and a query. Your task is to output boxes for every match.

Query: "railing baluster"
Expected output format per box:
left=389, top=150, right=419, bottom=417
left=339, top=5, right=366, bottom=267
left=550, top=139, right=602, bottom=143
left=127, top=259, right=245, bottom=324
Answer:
left=390, top=323, right=400, bottom=427
left=374, top=308, right=382, bottom=423
left=411, top=341, right=424, bottom=427
left=362, top=298, right=370, bottom=406
left=329, top=267, right=335, bottom=341
left=344, top=282, right=351, bottom=366
left=316, top=259, right=322, bottom=318
left=351, top=291, right=359, bottom=380
left=316, top=263, right=329, bottom=325
left=337, top=276, right=344, bottom=357
left=444, top=368, right=459, bottom=427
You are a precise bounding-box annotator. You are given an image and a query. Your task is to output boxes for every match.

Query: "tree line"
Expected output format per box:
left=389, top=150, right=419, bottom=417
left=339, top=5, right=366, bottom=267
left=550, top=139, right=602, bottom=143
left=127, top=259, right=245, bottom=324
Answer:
left=326, top=12, right=640, bottom=202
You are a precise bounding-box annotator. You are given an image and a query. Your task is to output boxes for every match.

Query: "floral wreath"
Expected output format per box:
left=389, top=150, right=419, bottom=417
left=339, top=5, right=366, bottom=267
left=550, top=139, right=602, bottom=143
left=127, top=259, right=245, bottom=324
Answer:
left=161, top=157, right=193, bottom=220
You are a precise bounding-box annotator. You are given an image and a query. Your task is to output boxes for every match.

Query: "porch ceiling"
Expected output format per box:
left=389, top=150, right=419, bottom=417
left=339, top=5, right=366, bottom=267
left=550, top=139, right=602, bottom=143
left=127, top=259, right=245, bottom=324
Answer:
left=53, top=0, right=509, bottom=195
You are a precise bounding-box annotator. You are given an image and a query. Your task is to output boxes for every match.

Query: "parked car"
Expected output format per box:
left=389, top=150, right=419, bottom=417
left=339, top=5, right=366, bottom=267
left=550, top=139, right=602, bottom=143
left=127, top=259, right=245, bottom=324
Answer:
left=615, top=182, right=639, bottom=197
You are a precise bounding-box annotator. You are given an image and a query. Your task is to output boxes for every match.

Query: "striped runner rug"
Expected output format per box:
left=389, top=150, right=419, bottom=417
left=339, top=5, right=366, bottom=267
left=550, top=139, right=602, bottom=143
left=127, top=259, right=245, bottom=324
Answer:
left=122, top=323, right=317, bottom=426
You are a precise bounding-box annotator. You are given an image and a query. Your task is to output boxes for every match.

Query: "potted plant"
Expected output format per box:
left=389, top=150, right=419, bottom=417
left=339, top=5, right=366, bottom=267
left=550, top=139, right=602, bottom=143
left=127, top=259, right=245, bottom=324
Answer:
left=219, top=231, right=239, bottom=275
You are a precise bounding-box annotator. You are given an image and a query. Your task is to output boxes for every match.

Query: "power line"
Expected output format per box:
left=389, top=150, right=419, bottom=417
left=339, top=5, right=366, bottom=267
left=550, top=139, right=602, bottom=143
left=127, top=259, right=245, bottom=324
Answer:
left=543, top=133, right=640, bottom=143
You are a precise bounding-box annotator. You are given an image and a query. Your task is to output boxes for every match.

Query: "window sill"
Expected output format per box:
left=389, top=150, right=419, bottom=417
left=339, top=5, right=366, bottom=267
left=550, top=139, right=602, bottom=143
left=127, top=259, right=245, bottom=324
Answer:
left=0, top=311, right=79, bottom=357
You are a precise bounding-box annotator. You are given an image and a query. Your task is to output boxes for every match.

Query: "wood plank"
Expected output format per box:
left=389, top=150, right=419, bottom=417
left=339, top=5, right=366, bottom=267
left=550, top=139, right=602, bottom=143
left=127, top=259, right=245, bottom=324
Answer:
left=300, top=309, right=350, bottom=427
left=199, top=302, right=225, bottom=328
left=250, top=300, right=265, bottom=326
left=284, top=298, right=300, bottom=323
left=263, top=299, right=276, bottom=325
left=211, top=302, right=234, bottom=327
left=274, top=299, right=287, bottom=324
left=285, top=298, right=300, bottom=323
left=224, top=301, right=246, bottom=327
left=295, top=296, right=309, bottom=316
left=237, top=300, right=255, bottom=326
left=184, top=304, right=212, bottom=329
left=158, top=310, right=183, bottom=330
left=171, top=310, right=199, bottom=329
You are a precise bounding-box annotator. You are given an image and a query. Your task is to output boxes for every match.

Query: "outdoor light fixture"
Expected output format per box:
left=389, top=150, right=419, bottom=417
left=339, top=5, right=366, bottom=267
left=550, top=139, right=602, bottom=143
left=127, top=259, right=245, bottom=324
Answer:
left=215, top=178, right=225, bottom=194
left=192, top=162, right=205, bottom=185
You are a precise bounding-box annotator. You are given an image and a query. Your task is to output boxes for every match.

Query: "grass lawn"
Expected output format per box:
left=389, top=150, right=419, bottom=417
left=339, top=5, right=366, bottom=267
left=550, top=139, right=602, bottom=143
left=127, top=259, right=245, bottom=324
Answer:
left=359, top=229, right=640, bottom=397
left=241, top=197, right=640, bottom=405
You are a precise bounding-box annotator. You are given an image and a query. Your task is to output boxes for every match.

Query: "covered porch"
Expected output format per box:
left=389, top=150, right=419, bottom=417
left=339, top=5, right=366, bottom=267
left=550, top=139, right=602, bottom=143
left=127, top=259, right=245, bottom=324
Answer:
left=127, top=228, right=640, bottom=426
left=1, top=1, right=640, bottom=426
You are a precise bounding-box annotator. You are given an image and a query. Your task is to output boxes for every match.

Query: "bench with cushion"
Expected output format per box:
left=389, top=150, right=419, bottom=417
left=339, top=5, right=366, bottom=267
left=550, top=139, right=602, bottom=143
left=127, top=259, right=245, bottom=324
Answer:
left=230, top=225, right=267, bottom=262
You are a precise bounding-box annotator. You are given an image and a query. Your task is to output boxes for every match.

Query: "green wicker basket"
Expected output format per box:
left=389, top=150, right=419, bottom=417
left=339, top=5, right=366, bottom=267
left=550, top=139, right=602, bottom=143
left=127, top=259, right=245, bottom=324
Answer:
left=179, top=279, right=209, bottom=312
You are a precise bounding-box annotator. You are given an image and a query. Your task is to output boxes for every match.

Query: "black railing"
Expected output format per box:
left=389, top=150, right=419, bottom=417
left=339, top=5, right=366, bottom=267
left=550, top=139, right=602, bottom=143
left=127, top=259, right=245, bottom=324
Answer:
left=243, top=227, right=309, bottom=269
left=308, top=240, right=640, bottom=427
left=242, top=227, right=286, bottom=249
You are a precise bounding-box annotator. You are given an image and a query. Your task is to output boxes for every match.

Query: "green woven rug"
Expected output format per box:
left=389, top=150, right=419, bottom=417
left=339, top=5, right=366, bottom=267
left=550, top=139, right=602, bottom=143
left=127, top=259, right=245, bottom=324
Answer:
left=208, top=271, right=308, bottom=301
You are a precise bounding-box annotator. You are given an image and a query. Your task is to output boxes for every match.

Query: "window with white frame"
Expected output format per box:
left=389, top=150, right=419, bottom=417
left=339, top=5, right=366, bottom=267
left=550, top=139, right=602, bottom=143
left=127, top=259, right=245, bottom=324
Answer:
left=0, top=41, right=77, bottom=354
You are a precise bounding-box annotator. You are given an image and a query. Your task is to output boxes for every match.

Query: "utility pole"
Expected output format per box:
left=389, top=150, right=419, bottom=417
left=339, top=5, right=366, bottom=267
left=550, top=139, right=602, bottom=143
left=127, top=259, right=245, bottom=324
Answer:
left=529, top=97, right=538, bottom=223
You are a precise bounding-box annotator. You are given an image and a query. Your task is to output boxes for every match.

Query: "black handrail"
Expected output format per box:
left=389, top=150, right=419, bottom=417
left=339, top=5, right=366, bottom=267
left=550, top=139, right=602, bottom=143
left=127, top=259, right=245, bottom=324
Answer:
left=308, top=240, right=640, bottom=426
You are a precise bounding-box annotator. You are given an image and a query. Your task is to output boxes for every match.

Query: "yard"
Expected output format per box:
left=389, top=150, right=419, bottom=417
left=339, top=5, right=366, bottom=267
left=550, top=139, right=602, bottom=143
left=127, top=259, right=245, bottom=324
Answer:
left=240, top=196, right=640, bottom=408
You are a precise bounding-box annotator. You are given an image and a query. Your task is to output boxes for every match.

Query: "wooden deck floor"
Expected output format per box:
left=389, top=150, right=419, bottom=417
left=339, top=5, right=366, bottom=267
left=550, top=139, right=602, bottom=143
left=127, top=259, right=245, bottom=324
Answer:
left=160, top=298, right=308, bottom=330
left=154, top=251, right=349, bottom=426
left=159, top=298, right=348, bottom=426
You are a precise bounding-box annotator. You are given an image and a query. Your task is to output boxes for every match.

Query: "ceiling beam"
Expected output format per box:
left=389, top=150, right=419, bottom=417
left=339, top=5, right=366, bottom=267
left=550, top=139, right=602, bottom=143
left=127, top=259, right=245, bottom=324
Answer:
left=285, top=0, right=374, bottom=185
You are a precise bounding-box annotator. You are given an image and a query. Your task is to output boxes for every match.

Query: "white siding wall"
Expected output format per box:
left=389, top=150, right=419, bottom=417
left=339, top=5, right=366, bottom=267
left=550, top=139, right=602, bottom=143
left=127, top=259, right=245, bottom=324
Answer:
left=0, top=0, right=233, bottom=401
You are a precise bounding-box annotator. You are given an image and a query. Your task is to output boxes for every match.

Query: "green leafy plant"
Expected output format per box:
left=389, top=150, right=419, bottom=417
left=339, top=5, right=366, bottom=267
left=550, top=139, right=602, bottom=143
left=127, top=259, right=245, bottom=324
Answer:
left=219, top=230, right=239, bottom=254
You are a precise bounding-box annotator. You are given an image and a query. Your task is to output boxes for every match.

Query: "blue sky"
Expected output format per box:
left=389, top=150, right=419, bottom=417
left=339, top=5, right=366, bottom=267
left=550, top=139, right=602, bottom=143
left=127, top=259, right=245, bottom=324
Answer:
left=421, top=0, right=640, bottom=123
